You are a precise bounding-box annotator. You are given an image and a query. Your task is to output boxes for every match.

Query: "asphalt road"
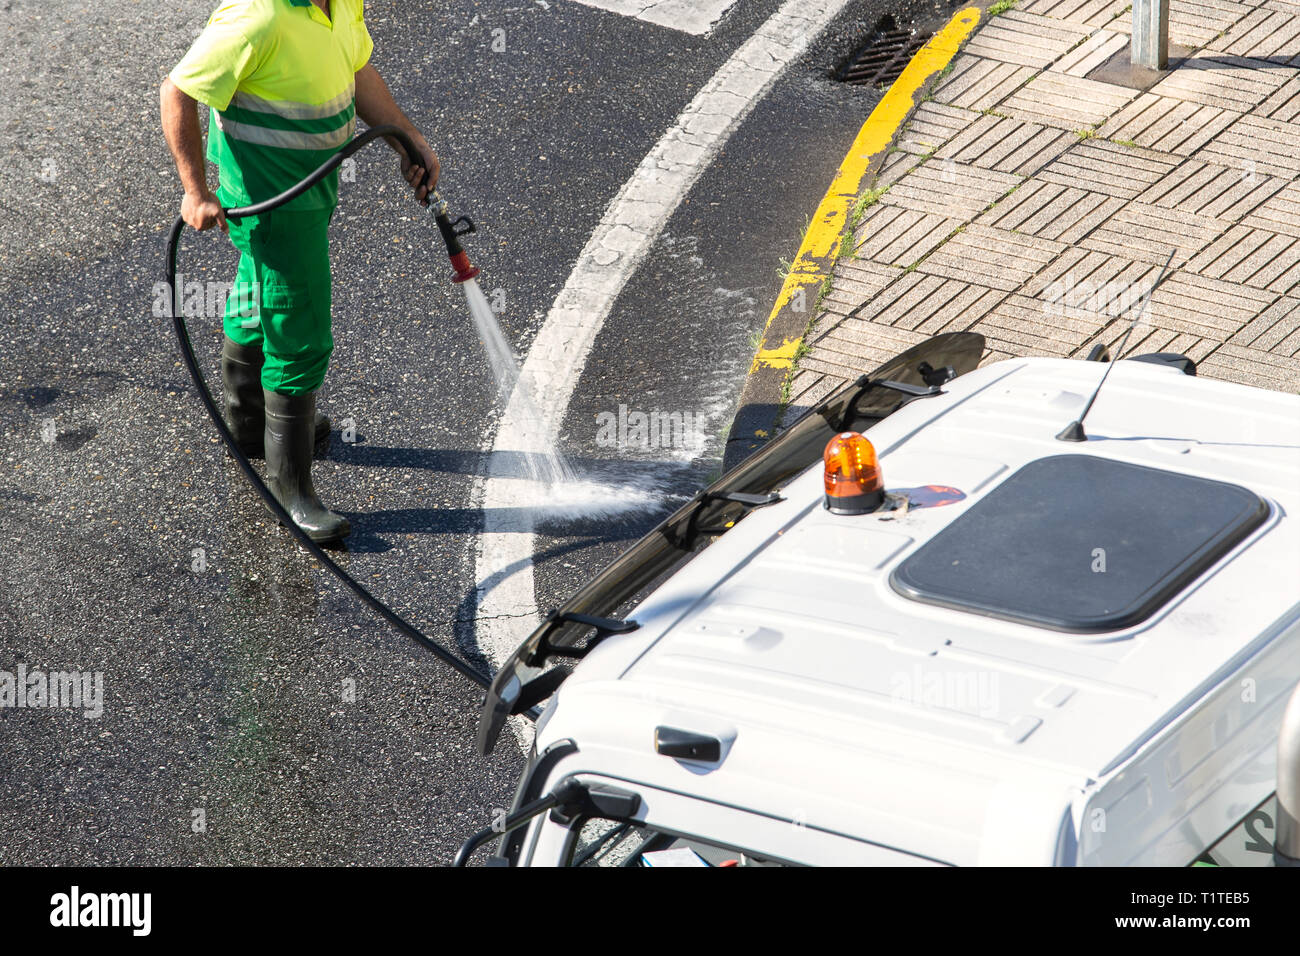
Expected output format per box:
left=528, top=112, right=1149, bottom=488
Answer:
left=0, top=0, right=957, bottom=864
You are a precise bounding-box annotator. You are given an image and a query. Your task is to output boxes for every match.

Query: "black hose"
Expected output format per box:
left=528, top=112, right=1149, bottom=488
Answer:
left=165, top=124, right=491, bottom=690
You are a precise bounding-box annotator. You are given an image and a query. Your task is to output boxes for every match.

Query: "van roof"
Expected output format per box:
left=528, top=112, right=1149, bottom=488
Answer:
left=536, top=357, right=1300, bottom=864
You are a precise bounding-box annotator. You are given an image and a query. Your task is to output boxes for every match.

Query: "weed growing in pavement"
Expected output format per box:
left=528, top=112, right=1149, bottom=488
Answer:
left=1115, top=138, right=1138, bottom=148
left=988, top=0, right=1018, bottom=16
left=841, top=184, right=891, bottom=259
left=1076, top=128, right=1098, bottom=140
left=815, top=274, right=834, bottom=311
left=1063, top=33, right=1090, bottom=55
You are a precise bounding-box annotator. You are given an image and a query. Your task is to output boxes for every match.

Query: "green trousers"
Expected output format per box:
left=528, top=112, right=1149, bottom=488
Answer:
left=223, top=208, right=333, bottom=395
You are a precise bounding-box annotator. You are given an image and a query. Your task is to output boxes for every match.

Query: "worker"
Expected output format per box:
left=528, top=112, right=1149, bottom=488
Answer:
left=161, top=0, right=437, bottom=543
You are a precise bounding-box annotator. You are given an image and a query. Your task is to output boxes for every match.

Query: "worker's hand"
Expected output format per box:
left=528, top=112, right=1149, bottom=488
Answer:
left=401, top=133, right=440, bottom=204
left=181, top=189, right=227, bottom=232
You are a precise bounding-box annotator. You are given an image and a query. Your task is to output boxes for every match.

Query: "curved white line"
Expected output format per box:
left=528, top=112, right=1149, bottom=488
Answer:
left=472, top=0, right=854, bottom=747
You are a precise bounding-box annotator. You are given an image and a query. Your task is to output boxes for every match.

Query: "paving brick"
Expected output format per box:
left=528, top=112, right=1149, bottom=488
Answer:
left=1197, top=343, right=1300, bottom=389
left=1091, top=324, right=1222, bottom=363
left=1241, top=181, right=1300, bottom=237
left=822, top=258, right=904, bottom=315
left=1207, top=6, right=1300, bottom=62
left=1146, top=270, right=1278, bottom=337
left=932, top=54, right=1036, bottom=112
left=1021, top=0, right=1129, bottom=28
left=816, top=270, right=1005, bottom=340
left=1186, top=224, right=1300, bottom=293
left=917, top=224, right=1067, bottom=291
left=1195, top=113, right=1300, bottom=176
left=787, top=369, right=841, bottom=413
left=962, top=12, right=1092, bottom=70
left=980, top=178, right=1126, bottom=242
left=1134, top=157, right=1286, bottom=220
left=1081, top=202, right=1227, bottom=264
left=876, top=149, right=924, bottom=188
left=969, top=293, right=1105, bottom=356
left=896, top=101, right=982, bottom=157
left=878, top=160, right=1021, bottom=220
left=1229, top=295, right=1300, bottom=350
left=1148, top=54, right=1292, bottom=112
left=1037, top=139, right=1182, bottom=198
left=1108, top=0, right=1259, bottom=48
left=851, top=204, right=961, bottom=268
left=1049, top=29, right=1130, bottom=77
left=1001, top=71, right=1140, bottom=129
left=799, top=324, right=932, bottom=380
left=1098, top=93, right=1241, bottom=155
left=1255, top=70, right=1300, bottom=121
left=797, top=353, right=871, bottom=379
left=1029, top=260, right=1164, bottom=335
left=1023, top=246, right=1160, bottom=308
left=934, top=113, right=1075, bottom=176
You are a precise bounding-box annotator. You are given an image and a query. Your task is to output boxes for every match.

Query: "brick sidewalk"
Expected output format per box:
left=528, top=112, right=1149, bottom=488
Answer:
left=788, top=0, right=1300, bottom=420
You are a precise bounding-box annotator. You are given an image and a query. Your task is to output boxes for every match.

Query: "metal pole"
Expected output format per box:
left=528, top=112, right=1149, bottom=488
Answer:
left=1132, top=0, right=1171, bottom=70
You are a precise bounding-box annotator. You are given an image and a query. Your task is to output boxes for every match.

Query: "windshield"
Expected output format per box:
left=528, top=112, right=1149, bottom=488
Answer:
left=1197, top=795, right=1281, bottom=867
left=569, top=816, right=796, bottom=868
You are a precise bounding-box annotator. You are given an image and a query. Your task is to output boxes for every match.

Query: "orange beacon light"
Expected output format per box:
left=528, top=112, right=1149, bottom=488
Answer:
left=823, top=432, right=885, bottom=514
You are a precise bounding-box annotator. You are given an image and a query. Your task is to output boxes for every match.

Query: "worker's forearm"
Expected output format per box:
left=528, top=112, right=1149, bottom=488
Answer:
left=160, top=79, right=212, bottom=197
left=354, top=64, right=422, bottom=159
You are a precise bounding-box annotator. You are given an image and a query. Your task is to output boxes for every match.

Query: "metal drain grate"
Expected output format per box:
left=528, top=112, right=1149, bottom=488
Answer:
left=835, top=22, right=932, bottom=88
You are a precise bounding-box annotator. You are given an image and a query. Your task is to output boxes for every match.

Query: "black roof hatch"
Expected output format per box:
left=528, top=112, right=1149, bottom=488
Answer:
left=889, top=454, right=1268, bottom=633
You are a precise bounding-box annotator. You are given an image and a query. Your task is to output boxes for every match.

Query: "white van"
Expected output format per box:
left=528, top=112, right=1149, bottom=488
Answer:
left=460, top=333, right=1300, bottom=868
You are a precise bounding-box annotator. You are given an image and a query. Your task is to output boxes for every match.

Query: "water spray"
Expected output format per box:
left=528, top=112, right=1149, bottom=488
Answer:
left=426, top=184, right=579, bottom=489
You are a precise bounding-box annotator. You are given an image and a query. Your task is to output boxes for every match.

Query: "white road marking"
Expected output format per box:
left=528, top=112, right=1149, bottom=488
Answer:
left=472, top=0, right=854, bottom=748
left=567, top=0, right=739, bottom=36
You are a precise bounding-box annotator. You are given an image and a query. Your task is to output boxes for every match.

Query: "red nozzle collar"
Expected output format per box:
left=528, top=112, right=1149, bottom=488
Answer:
left=450, top=251, right=479, bottom=284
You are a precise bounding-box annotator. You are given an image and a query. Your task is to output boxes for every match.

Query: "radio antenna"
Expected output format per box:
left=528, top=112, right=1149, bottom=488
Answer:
left=1057, top=248, right=1177, bottom=442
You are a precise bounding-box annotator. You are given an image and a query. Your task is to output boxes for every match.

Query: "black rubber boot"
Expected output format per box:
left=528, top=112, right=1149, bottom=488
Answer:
left=221, top=337, right=330, bottom=458
left=263, top=389, right=351, bottom=543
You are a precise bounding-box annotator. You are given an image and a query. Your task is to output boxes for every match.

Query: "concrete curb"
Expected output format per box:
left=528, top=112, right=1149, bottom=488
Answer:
left=723, top=6, right=982, bottom=471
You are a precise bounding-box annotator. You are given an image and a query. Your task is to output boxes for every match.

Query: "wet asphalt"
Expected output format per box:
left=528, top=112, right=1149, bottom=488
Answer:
left=0, top=0, right=960, bottom=864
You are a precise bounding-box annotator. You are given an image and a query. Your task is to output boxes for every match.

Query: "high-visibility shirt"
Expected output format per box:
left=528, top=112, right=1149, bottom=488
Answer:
left=169, top=0, right=373, bottom=211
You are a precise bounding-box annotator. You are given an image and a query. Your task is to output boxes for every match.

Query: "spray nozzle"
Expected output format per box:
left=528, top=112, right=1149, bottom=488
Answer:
left=428, top=190, right=480, bottom=284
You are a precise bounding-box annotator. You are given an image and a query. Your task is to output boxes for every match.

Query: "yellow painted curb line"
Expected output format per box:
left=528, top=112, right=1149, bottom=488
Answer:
left=751, top=7, right=982, bottom=371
